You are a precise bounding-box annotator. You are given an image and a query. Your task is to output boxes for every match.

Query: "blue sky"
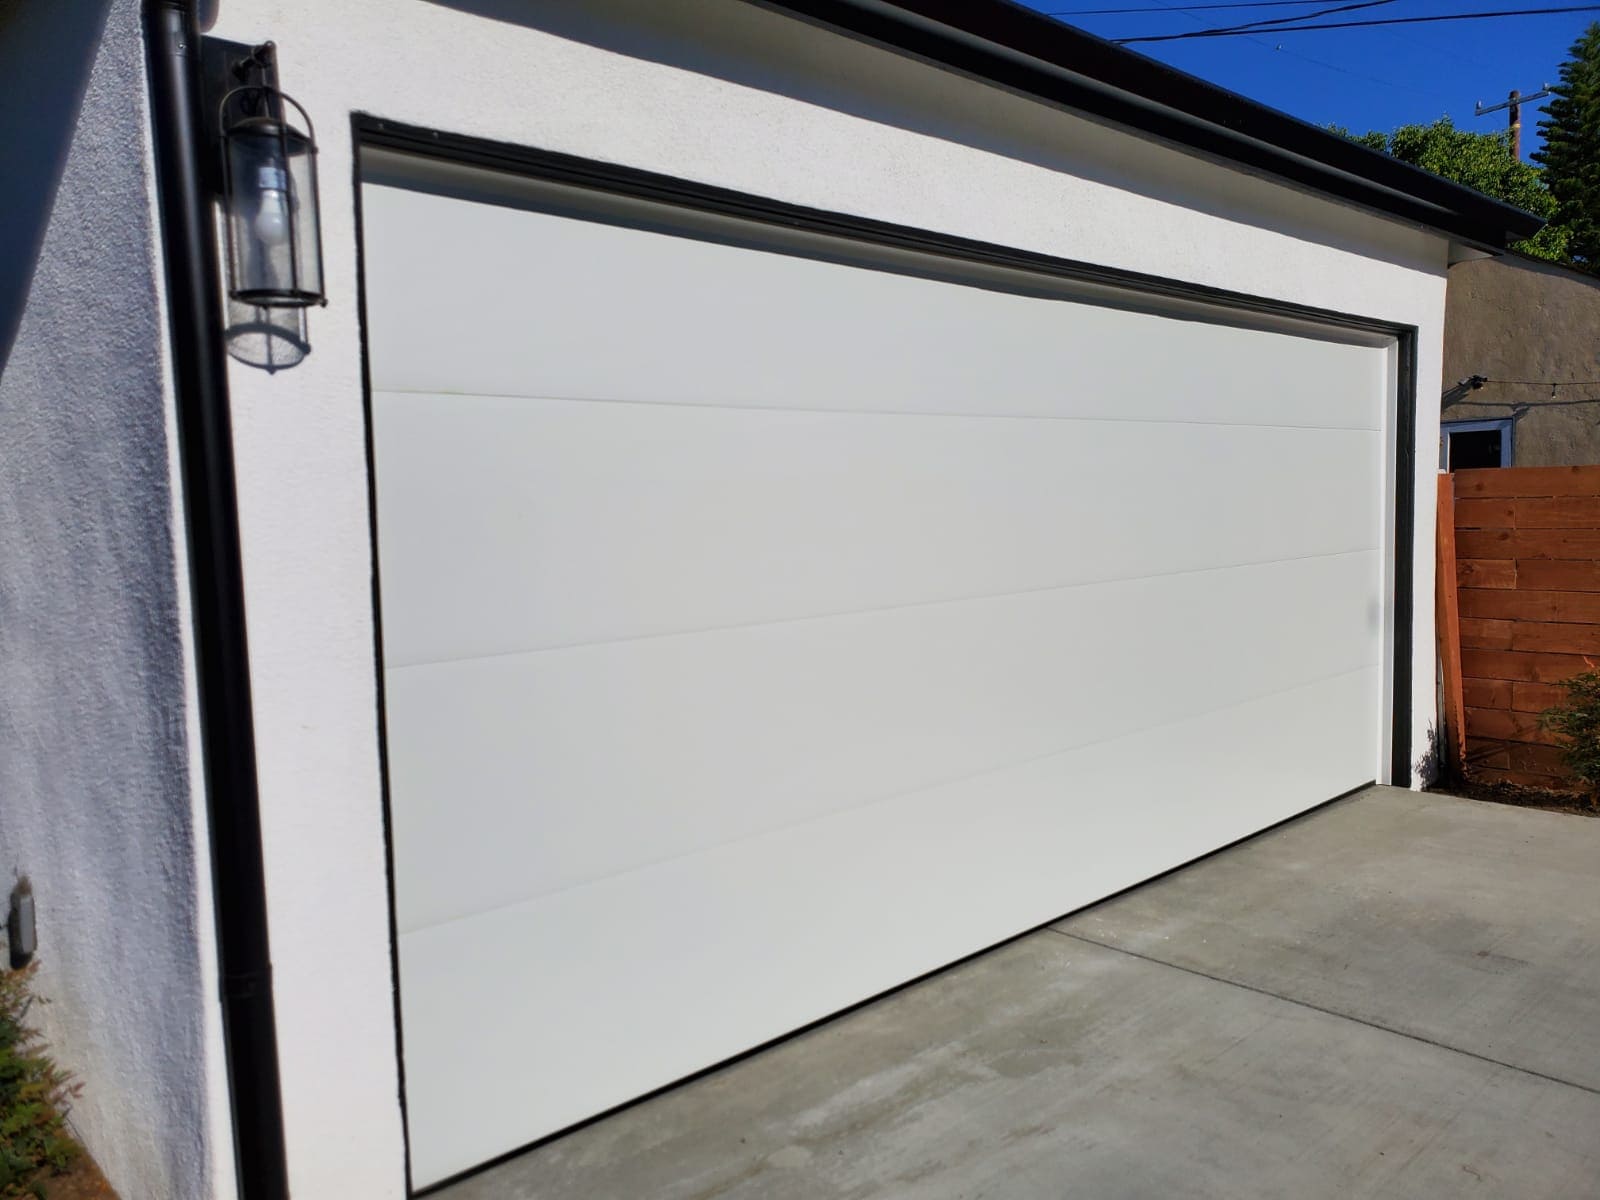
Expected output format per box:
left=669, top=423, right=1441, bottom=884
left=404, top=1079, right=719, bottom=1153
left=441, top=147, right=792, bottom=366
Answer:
left=1018, top=1, right=1600, bottom=160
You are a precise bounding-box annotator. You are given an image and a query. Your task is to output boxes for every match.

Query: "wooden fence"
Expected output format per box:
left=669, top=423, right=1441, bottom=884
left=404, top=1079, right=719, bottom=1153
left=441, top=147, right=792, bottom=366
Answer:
left=1438, top=465, right=1600, bottom=790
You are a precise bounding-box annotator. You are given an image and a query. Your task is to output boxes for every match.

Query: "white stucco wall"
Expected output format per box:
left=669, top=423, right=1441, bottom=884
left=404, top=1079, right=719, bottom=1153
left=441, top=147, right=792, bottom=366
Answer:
left=0, top=2, right=233, bottom=1198
left=194, top=2, right=1449, bottom=1195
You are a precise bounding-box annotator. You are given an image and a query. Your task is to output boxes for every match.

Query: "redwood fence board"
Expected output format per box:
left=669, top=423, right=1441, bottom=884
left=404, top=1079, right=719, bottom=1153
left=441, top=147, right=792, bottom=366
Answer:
left=1464, top=738, right=1568, bottom=778
left=1460, top=679, right=1572, bottom=713
left=1457, top=559, right=1516, bottom=588
left=1464, top=706, right=1563, bottom=746
left=1459, top=588, right=1600, bottom=624
left=1512, top=681, right=1571, bottom=713
left=1462, top=678, right=1511, bottom=709
left=1459, top=617, right=1512, bottom=649
left=1460, top=648, right=1590, bottom=683
left=1517, top=560, right=1600, bottom=592
left=1454, top=465, right=1600, bottom=499
left=1442, top=465, right=1600, bottom=793
left=1508, top=621, right=1600, bottom=655
left=1501, top=497, right=1600, bottom=528
left=1456, top=529, right=1600, bottom=560
left=1454, top=498, right=1516, bottom=528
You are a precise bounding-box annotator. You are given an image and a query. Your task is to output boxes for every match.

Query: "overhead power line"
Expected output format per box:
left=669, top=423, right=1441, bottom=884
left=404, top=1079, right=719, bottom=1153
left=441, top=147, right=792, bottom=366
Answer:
left=1191, top=0, right=1395, bottom=36
left=1117, top=4, right=1600, bottom=42
left=1045, top=1, right=1345, bottom=13
left=1102, top=0, right=1444, bottom=97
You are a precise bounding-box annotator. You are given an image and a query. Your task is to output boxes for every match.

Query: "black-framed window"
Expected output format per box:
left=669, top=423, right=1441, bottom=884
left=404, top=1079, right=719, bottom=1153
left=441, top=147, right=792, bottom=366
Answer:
left=1441, top=418, right=1512, bottom=470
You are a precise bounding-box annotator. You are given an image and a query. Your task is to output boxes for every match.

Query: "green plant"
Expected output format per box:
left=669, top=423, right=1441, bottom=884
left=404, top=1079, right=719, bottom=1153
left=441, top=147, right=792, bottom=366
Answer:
left=1329, top=118, right=1569, bottom=262
left=1535, top=23, right=1600, bottom=266
left=1538, top=669, right=1600, bottom=800
left=0, top=965, right=81, bottom=1199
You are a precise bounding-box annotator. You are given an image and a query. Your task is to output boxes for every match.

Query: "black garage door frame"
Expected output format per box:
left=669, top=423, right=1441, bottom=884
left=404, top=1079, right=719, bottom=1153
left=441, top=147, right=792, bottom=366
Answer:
left=347, top=113, right=1418, bottom=1195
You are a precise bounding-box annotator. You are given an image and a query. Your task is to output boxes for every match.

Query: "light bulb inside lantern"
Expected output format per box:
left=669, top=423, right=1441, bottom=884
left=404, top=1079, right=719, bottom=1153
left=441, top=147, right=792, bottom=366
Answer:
left=253, top=163, right=292, bottom=248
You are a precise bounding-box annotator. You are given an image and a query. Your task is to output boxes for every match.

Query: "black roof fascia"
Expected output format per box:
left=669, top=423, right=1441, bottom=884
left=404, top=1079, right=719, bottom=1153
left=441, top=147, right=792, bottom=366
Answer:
left=751, top=0, right=1544, bottom=251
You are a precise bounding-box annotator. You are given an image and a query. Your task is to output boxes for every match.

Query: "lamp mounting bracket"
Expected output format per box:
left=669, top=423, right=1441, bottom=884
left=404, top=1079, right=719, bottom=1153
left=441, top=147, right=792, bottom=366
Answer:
left=229, top=41, right=278, bottom=87
left=198, top=36, right=277, bottom=191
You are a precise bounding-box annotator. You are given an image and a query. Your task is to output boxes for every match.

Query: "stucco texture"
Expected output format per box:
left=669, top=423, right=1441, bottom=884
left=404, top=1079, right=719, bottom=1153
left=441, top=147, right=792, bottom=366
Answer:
left=0, top=1, right=227, bottom=1197
left=1443, top=254, right=1600, bottom=466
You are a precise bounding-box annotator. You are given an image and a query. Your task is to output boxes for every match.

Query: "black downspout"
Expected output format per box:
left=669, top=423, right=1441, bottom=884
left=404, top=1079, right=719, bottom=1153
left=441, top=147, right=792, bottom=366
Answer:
left=142, top=3, right=291, bottom=1197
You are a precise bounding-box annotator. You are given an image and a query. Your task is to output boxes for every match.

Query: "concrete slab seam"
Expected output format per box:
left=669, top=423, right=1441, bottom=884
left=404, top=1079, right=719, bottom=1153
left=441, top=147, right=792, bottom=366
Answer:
left=1048, top=928, right=1600, bottom=1098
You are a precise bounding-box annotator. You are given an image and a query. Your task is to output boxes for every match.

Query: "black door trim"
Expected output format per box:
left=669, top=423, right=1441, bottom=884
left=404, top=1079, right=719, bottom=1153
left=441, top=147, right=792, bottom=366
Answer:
left=357, top=116, right=1418, bottom=341
left=349, top=113, right=1418, bottom=1193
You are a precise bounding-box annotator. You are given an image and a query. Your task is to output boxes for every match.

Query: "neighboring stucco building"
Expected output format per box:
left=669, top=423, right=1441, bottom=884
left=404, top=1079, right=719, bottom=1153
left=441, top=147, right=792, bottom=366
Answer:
left=1441, top=252, right=1600, bottom=469
left=0, top=1, right=1540, bottom=1198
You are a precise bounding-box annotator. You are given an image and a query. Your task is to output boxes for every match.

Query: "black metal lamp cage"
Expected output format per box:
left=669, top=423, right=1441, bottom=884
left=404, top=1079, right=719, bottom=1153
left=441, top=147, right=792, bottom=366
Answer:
left=218, top=83, right=326, bottom=308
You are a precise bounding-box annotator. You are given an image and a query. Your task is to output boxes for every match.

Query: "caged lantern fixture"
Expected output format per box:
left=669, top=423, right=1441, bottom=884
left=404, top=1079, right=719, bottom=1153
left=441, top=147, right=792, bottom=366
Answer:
left=218, top=59, right=326, bottom=308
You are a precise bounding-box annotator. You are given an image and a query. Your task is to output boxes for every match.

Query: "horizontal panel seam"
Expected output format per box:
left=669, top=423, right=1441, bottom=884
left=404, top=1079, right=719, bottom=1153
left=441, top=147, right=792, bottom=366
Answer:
left=385, top=546, right=1383, bottom=670
left=370, top=387, right=1383, bottom=433
left=393, top=661, right=1381, bottom=937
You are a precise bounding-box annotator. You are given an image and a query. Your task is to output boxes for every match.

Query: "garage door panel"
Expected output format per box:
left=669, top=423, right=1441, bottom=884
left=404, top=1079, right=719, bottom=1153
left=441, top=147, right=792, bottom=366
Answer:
left=396, top=664, right=1377, bottom=1186
left=388, top=549, right=1380, bottom=935
left=363, top=185, right=1385, bottom=432
left=373, top=389, right=1380, bottom=667
left=362, top=175, right=1393, bottom=1188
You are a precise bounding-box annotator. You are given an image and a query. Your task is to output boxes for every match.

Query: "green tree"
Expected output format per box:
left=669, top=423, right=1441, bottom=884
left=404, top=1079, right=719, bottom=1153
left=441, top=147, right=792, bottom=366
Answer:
left=1534, top=23, right=1600, bottom=265
left=1331, top=118, right=1569, bottom=262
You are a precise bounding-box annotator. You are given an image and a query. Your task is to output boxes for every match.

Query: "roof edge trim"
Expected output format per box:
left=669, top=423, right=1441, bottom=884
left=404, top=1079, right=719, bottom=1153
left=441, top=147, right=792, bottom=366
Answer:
left=751, top=0, right=1545, bottom=251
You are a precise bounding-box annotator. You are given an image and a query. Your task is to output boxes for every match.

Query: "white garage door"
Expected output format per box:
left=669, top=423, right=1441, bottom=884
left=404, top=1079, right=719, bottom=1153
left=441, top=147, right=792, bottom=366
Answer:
left=360, top=161, right=1392, bottom=1186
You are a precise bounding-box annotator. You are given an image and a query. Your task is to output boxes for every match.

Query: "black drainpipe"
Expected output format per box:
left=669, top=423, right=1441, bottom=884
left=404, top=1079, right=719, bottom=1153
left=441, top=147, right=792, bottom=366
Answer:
left=142, top=2, right=291, bottom=1197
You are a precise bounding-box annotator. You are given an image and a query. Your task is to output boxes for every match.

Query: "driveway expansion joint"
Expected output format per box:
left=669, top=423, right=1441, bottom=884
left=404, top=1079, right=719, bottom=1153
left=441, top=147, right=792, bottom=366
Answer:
left=1047, top=926, right=1600, bottom=1099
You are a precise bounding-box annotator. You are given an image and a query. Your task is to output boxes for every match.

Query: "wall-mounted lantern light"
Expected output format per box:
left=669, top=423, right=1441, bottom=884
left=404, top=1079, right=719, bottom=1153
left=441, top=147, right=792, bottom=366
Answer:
left=218, top=70, right=326, bottom=308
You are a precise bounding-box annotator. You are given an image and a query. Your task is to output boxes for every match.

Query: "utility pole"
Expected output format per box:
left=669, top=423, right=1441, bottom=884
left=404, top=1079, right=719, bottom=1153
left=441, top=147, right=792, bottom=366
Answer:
left=1475, top=85, right=1551, bottom=160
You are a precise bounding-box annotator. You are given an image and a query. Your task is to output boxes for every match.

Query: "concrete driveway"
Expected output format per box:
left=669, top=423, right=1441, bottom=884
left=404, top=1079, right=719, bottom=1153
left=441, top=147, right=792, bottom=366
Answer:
left=439, top=787, right=1600, bottom=1199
